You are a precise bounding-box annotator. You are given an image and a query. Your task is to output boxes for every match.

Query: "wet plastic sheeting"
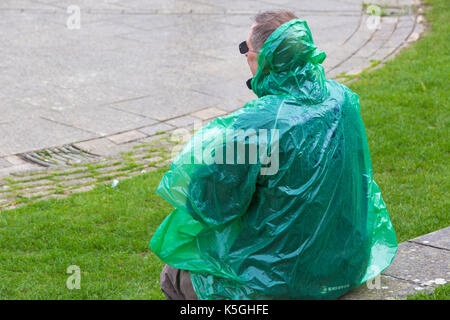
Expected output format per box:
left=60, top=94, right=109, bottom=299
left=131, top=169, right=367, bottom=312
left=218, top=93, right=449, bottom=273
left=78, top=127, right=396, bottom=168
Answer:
left=150, top=20, right=397, bottom=299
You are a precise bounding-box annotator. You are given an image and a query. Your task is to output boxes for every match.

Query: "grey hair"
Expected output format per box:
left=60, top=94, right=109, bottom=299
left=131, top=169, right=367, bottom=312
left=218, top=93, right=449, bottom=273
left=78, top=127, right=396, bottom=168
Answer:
left=250, top=10, right=299, bottom=52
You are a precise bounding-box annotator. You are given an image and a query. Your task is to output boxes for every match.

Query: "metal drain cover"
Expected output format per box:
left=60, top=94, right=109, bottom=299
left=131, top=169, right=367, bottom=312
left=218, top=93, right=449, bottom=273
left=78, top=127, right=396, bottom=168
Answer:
left=21, top=144, right=98, bottom=167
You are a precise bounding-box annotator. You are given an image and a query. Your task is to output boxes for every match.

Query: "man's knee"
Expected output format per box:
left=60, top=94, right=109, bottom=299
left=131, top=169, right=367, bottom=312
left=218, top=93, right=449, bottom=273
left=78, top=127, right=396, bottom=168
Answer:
left=160, top=264, right=198, bottom=300
left=160, top=264, right=178, bottom=300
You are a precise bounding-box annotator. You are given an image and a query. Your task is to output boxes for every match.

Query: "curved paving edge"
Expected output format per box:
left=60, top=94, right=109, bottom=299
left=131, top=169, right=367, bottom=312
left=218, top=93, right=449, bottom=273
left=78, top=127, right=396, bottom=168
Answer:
left=330, top=3, right=427, bottom=80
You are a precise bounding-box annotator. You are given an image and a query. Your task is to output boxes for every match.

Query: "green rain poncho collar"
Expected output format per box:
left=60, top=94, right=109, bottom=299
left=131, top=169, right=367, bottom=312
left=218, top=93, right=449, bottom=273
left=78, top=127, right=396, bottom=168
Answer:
left=251, top=19, right=329, bottom=104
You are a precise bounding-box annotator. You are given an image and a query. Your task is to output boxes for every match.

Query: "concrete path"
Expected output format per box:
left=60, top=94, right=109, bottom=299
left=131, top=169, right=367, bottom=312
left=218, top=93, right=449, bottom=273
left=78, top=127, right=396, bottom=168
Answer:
left=342, top=227, right=449, bottom=299
left=0, top=0, right=425, bottom=175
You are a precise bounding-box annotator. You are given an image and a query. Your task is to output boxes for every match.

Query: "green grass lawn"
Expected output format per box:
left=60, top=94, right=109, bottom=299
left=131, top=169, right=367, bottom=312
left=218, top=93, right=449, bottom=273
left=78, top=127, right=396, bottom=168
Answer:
left=0, top=0, right=448, bottom=300
left=408, top=283, right=449, bottom=300
left=0, top=169, right=169, bottom=299
left=348, top=0, right=449, bottom=243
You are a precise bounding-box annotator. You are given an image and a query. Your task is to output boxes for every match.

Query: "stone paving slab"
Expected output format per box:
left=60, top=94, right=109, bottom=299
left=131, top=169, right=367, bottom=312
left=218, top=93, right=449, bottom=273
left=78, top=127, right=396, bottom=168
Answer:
left=191, top=107, right=228, bottom=120
left=72, top=137, right=119, bottom=156
left=0, top=159, right=41, bottom=178
left=72, top=137, right=147, bottom=158
left=0, top=117, right=95, bottom=156
left=39, top=105, right=158, bottom=136
left=383, top=242, right=449, bottom=285
left=409, top=227, right=450, bottom=250
left=341, top=228, right=450, bottom=299
left=165, top=115, right=203, bottom=128
left=340, top=274, right=433, bottom=300
left=0, top=158, right=12, bottom=169
left=138, top=123, right=176, bottom=136
left=107, top=130, right=147, bottom=145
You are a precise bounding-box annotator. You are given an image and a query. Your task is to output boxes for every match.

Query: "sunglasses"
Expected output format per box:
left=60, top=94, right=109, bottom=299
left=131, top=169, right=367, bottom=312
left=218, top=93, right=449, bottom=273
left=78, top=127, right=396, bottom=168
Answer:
left=239, top=41, right=249, bottom=54
left=239, top=40, right=259, bottom=55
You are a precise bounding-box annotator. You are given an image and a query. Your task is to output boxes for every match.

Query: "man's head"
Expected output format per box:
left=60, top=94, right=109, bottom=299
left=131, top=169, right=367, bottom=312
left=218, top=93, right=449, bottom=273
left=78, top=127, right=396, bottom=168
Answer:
left=243, top=10, right=299, bottom=76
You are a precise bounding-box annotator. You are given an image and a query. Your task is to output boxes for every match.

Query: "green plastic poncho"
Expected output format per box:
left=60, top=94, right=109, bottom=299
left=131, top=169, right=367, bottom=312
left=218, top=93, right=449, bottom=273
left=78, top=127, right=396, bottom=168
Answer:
left=150, top=19, right=397, bottom=300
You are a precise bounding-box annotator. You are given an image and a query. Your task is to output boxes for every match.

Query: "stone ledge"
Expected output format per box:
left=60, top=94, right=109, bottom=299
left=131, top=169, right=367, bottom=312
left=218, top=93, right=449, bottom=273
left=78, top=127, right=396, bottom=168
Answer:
left=341, top=228, right=449, bottom=300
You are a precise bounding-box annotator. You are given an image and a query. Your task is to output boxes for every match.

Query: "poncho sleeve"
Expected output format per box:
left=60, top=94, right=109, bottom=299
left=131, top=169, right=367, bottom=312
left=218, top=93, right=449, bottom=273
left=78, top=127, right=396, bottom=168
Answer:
left=155, top=121, right=263, bottom=227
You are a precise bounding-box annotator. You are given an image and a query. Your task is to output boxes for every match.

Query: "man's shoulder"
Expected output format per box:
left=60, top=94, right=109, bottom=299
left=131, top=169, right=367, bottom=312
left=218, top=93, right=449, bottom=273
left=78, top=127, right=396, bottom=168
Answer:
left=229, top=95, right=283, bottom=128
left=326, top=79, right=360, bottom=103
left=243, top=95, right=284, bottom=111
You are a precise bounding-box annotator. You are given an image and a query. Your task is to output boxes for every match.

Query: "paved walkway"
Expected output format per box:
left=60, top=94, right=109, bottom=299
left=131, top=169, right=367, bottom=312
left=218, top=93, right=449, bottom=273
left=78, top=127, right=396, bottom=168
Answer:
left=0, top=0, right=425, bottom=176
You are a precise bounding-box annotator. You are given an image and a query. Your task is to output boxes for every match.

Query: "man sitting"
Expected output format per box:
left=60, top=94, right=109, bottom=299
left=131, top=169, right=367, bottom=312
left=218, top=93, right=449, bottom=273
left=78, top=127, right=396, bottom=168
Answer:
left=151, top=10, right=397, bottom=300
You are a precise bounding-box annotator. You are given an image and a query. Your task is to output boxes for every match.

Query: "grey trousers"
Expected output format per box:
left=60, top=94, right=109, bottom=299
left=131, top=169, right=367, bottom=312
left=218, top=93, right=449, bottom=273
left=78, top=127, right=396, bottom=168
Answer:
left=160, top=264, right=198, bottom=300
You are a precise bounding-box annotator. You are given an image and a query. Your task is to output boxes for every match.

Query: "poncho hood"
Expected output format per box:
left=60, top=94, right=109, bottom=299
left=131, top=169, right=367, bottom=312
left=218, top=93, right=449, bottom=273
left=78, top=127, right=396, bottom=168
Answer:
left=252, top=19, right=329, bottom=104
